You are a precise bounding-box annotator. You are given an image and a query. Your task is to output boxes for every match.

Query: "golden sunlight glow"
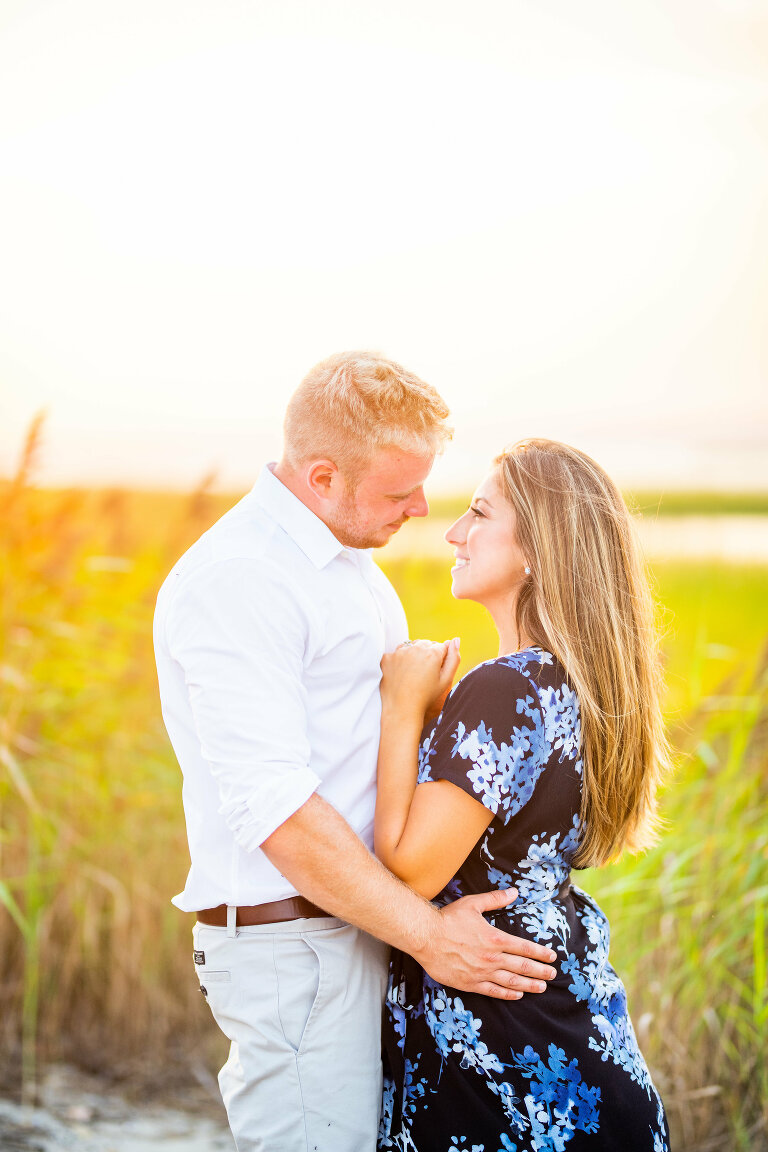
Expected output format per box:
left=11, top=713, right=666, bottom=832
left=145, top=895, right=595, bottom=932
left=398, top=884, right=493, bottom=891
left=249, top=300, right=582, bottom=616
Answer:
left=0, top=0, right=766, bottom=490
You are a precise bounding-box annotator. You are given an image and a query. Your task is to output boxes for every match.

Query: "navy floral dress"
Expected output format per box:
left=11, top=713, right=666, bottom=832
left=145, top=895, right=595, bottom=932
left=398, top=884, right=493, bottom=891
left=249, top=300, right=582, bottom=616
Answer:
left=379, top=648, right=669, bottom=1152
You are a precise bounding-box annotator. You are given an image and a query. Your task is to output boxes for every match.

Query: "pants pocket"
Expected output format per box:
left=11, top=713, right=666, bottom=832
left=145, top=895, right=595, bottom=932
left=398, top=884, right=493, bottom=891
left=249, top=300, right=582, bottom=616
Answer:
left=198, top=969, right=231, bottom=983
left=274, top=934, right=321, bottom=1054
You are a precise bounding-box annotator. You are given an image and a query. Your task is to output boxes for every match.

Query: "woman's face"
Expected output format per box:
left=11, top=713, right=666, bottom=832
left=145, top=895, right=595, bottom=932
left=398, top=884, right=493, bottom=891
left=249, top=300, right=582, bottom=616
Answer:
left=444, top=471, right=529, bottom=612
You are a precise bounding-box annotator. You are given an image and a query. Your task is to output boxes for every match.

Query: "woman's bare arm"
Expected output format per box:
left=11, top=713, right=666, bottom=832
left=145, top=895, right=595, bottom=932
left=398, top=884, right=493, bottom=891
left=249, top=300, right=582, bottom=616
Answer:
left=375, top=697, right=494, bottom=899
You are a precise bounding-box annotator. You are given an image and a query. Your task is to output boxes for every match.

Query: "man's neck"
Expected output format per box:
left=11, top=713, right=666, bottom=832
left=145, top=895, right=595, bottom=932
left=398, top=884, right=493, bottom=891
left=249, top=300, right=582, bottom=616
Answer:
left=272, top=460, right=325, bottom=522
left=273, top=460, right=305, bottom=500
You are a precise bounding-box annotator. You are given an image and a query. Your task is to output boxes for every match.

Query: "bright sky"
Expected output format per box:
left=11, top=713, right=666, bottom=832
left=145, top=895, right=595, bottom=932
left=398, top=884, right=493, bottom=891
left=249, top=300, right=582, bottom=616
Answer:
left=1, top=0, right=766, bottom=492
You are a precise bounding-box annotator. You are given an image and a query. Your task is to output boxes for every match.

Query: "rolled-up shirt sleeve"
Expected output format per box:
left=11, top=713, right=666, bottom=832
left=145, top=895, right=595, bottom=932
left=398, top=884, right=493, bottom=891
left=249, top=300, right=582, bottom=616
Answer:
left=163, top=556, right=322, bottom=850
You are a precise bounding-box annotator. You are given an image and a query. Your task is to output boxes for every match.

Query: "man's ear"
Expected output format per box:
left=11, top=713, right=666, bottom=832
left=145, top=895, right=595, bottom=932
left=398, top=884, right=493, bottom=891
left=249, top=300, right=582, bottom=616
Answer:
left=305, top=459, right=342, bottom=502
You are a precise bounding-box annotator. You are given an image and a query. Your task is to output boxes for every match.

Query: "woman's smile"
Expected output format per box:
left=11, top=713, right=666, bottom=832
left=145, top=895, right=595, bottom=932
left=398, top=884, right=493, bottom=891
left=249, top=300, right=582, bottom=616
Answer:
left=444, top=473, right=529, bottom=622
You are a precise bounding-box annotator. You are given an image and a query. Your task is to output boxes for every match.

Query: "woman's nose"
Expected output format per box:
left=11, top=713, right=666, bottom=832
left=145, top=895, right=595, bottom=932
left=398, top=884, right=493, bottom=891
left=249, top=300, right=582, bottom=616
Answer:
left=444, top=514, right=467, bottom=545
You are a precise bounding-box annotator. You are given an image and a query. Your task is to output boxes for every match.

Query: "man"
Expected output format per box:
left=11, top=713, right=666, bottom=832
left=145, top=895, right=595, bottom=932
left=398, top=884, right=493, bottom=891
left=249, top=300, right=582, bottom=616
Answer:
left=154, top=352, right=557, bottom=1152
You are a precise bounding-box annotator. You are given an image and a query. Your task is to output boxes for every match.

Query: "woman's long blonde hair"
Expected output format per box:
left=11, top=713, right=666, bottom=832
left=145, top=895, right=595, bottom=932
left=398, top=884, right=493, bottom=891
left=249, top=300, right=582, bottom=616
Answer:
left=495, top=439, right=671, bottom=868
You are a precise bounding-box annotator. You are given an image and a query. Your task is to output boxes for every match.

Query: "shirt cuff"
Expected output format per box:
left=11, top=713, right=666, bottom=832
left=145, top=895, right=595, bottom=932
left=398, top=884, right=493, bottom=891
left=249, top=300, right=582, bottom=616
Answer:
left=219, top=764, right=322, bottom=852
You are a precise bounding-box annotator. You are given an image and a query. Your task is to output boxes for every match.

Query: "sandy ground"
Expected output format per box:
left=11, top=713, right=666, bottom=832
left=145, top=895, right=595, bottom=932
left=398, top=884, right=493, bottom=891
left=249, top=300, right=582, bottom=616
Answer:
left=0, top=1066, right=234, bottom=1152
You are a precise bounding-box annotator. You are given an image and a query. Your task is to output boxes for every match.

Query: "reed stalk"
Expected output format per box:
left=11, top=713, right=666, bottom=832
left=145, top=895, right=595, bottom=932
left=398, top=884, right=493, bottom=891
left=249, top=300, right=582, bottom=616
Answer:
left=0, top=420, right=766, bottom=1148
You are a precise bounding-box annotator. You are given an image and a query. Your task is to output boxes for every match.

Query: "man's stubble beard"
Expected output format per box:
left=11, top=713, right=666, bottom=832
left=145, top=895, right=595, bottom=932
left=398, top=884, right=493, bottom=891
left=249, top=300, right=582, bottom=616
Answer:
left=326, top=494, right=409, bottom=550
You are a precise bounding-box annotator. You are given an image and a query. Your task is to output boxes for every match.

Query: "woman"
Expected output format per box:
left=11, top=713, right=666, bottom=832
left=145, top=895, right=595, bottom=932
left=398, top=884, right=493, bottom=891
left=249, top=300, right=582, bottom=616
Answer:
left=375, top=439, right=671, bottom=1152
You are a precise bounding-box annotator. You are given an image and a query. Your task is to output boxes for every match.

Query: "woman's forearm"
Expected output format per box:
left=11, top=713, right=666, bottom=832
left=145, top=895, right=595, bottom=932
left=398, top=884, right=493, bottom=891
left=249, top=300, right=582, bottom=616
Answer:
left=374, top=703, right=425, bottom=867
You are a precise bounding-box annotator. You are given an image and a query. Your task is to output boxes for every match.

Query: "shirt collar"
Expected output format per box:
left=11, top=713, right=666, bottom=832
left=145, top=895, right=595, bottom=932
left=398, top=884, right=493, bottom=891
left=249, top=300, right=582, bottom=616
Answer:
left=250, top=465, right=347, bottom=570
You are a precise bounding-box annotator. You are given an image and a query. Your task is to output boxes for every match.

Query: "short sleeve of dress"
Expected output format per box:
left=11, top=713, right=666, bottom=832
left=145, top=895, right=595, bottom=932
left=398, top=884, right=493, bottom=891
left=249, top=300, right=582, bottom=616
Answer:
left=417, top=660, right=551, bottom=824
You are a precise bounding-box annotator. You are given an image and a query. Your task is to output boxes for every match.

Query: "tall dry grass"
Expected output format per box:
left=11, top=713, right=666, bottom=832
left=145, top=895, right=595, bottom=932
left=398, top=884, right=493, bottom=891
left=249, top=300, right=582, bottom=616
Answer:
left=0, top=422, right=766, bottom=1148
left=0, top=419, right=227, bottom=1099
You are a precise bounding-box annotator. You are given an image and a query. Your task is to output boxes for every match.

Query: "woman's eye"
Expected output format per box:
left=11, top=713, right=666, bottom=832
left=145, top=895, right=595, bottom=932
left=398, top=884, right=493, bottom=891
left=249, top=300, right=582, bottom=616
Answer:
left=470, top=506, right=484, bottom=518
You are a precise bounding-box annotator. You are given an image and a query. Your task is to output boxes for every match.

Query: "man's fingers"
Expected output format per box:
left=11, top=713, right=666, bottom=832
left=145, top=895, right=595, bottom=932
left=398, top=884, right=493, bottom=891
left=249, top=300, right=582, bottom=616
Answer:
left=490, top=952, right=557, bottom=981
left=456, top=888, right=558, bottom=963
left=502, top=953, right=554, bottom=981
left=485, top=921, right=557, bottom=965
left=498, top=936, right=557, bottom=965
left=470, top=886, right=519, bottom=912
left=493, top=969, right=550, bottom=993
left=478, top=983, right=524, bottom=1001
left=429, top=888, right=558, bottom=995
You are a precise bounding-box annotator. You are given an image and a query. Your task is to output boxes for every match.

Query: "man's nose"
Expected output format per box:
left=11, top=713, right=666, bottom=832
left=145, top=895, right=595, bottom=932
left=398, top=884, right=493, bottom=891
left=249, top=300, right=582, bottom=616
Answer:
left=405, top=490, right=429, bottom=519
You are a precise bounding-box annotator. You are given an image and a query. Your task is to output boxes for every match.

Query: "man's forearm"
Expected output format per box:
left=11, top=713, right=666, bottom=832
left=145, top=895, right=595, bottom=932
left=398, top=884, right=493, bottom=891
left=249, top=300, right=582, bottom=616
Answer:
left=261, top=791, right=437, bottom=956
left=261, top=790, right=559, bottom=1001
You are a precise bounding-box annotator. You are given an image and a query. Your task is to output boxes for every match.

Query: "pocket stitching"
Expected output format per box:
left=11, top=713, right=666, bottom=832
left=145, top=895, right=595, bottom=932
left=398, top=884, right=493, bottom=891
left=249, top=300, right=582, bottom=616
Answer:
left=274, top=935, right=322, bottom=1055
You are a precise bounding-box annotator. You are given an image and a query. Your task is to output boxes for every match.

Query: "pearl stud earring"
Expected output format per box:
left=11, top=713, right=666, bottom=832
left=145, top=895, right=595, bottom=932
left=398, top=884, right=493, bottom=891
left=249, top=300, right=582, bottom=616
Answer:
left=524, top=566, right=531, bottom=575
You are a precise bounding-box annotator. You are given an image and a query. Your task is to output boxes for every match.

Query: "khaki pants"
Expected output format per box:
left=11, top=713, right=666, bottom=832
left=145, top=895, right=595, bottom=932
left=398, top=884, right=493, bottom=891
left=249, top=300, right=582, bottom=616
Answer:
left=192, top=916, right=389, bottom=1152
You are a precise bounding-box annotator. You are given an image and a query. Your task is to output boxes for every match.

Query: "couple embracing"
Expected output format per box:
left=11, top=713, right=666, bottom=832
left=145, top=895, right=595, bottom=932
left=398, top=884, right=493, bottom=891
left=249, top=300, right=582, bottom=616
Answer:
left=154, top=352, right=671, bottom=1152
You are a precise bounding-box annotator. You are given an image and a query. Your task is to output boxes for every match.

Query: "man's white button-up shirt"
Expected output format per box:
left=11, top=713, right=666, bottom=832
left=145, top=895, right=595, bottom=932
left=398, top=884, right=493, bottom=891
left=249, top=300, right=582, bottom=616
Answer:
left=154, top=465, right=409, bottom=913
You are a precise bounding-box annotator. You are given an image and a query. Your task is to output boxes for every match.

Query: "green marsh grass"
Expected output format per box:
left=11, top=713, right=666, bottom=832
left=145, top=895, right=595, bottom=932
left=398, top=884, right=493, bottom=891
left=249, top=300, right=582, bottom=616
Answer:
left=1, top=437, right=766, bottom=1147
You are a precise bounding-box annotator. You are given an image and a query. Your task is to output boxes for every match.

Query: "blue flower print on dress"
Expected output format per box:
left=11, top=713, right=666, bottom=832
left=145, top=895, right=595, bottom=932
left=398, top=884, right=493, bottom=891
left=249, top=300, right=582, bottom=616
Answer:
left=497, top=1137, right=518, bottom=1152
left=424, top=982, right=505, bottom=1076
left=536, top=683, right=582, bottom=769
left=498, top=648, right=554, bottom=675
left=486, top=1078, right=529, bottom=1133
left=511, top=1044, right=601, bottom=1150
left=402, top=1057, right=431, bottom=1125
left=378, top=1075, right=396, bottom=1149
left=449, top=699, right=550, bottom=821
left=560, top=892, right=664, bottom=1107
left=423, top=980, right=603, bottom=1152
left=418, top=725, right=439, bottom=783
left=480, top=817, right=581, bottom=949
left=380, top=652, right=669, bottom=1152
left=515, top=824, right=578, bottom=899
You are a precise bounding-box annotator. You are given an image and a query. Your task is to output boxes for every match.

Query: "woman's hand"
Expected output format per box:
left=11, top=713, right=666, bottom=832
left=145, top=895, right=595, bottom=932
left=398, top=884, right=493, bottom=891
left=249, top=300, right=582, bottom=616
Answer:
left=380, top=638, right=461, bottom=721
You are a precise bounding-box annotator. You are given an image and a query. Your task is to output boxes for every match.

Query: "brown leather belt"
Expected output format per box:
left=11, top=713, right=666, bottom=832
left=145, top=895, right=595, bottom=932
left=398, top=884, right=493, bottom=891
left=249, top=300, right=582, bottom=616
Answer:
left=196, top=896, right=330, bottom=927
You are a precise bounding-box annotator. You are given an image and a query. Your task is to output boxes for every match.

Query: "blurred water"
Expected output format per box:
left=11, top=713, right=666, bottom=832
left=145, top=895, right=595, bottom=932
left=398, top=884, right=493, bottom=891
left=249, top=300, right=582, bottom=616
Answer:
left=384, top=515, right=768, bottom=563
left=635, top=515, right=768, bottom=562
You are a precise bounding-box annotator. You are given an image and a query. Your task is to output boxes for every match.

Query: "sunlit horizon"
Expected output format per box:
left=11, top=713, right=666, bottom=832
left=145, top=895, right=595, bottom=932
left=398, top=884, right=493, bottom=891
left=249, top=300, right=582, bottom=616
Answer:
left=2, top=0, right=766, bottom=493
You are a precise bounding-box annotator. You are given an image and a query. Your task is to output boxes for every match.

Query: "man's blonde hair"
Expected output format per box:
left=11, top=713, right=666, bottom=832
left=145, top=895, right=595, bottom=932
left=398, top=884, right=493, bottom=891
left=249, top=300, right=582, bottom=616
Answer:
left=495, top=438, right=672, bottom=868
left=283, top=351, right=452, bottom=478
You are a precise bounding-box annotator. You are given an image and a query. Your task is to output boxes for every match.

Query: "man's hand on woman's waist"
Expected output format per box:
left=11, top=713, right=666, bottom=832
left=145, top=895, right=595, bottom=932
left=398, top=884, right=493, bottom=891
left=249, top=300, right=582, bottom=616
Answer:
left=413, top=887, right=557, bottom=999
